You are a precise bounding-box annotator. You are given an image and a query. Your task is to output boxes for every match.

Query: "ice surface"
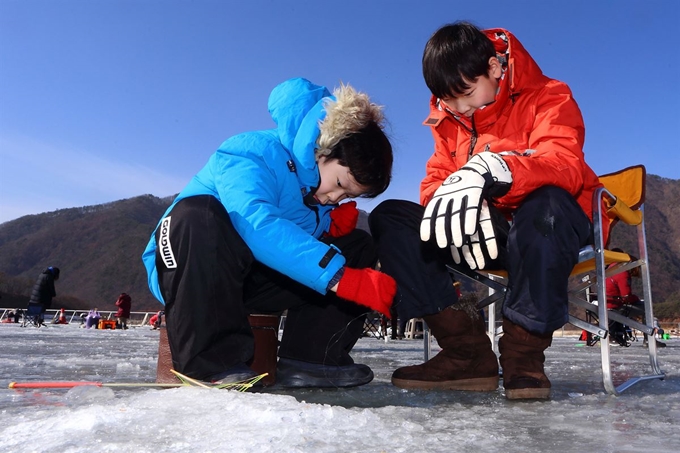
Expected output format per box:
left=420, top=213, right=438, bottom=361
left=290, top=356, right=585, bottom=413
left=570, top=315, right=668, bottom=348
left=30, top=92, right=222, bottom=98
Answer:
left=1, top=323, right=678, bottom=452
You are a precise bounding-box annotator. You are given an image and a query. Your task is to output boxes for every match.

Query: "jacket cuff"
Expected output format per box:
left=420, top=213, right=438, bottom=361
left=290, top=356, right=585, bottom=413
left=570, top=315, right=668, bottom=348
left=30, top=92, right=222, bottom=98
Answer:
left=327, top=267, right=345, bottom=292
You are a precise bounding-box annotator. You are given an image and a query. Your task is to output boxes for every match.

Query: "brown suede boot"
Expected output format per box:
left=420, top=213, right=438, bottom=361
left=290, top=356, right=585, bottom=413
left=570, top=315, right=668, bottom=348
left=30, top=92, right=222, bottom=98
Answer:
left=499, top=318, right=553, bottom=400
left=391, top=297, right=499, bottom=391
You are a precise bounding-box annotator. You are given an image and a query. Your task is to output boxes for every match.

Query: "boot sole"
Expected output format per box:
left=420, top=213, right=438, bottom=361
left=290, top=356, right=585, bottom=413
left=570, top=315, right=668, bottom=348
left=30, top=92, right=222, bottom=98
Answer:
left=277, top=375, right=373, bottom=388
left=505, top=387, right=551, bottom=400
left=276, top=359, right=374, bottom=388
left=391, top=375, right=499, bottom=391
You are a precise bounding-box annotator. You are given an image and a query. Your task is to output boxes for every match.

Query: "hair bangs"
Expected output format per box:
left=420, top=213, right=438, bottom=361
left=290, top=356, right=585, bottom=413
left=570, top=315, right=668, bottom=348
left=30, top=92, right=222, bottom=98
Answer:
left=422, top=21, right=496, bottom=99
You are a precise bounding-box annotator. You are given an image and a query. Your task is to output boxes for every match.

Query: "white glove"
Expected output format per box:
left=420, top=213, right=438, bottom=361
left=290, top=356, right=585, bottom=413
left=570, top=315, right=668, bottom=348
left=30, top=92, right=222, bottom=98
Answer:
left=451, top=200, right=498, bottom=269
left=420, top=152, right=512, bottom=249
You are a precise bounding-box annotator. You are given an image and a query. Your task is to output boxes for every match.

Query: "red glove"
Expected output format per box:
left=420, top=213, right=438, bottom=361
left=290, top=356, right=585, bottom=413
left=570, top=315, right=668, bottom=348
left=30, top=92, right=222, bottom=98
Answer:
left=327, top=201, right=359, bottom=237
left=336, top=267, right=397, bottom=319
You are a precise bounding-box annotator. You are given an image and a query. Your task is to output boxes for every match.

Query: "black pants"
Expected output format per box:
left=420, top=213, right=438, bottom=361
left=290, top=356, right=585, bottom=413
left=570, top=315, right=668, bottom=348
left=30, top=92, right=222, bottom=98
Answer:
left=369, top=186, right=592, bottom=335
left=154, top=195, right=376, bottom=380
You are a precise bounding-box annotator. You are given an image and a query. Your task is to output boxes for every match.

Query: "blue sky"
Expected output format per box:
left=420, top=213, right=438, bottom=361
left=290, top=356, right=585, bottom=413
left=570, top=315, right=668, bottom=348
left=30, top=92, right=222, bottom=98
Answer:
left=1, top=0, right=678, bottom=224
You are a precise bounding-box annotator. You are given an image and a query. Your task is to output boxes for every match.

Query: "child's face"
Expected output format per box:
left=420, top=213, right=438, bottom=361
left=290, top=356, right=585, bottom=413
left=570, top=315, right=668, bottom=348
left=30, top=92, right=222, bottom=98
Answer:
left=439, top=57, right=502, bottom=118
left=314, top=157, right=366, bottom=205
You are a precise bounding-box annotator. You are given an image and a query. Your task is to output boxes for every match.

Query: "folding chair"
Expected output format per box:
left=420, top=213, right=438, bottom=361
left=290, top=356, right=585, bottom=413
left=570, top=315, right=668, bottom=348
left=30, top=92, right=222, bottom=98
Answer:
left=362, top=312, right=386, bottom=339
left=439, top=165, right=665, bottom=395
left=21, top=303, right=46, bottom=328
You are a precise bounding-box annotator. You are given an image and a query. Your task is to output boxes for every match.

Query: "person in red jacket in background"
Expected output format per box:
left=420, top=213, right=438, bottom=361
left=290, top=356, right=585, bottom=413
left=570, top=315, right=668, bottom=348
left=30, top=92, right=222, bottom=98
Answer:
left=149, top=311, right=163, bottom=330
left=115, top=293, right=132, bottom=330
left=370, top=21, right=603, bottom=400
left=606, top=248, right=666, bottom=348
left=606, top=255, right=639, bottom=310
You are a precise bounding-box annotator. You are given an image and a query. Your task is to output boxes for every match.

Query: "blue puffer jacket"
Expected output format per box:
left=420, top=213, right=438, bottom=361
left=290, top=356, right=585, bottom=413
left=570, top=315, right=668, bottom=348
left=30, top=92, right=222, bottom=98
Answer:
left=142, top=78, right=345, bottom=304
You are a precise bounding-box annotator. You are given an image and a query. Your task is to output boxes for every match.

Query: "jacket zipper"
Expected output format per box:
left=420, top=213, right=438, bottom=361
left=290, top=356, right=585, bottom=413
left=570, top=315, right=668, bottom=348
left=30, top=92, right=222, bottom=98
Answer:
left=450, top=114, right=478, bottom=159
left=310, top=205, right=321, bottom=234
left=442, top=103, right=478, bottom=161
left=468, top=115, right=478, bottom=158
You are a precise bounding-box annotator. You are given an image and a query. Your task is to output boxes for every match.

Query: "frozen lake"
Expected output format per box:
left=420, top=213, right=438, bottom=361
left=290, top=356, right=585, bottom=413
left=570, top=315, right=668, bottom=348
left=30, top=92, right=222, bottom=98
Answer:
left=1, top=322, right=678, bottom=452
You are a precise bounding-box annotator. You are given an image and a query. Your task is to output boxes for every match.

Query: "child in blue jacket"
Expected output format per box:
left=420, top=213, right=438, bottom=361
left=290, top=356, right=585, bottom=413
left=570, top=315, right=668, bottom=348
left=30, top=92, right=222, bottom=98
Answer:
left=143, top=78, right=395, bottom=387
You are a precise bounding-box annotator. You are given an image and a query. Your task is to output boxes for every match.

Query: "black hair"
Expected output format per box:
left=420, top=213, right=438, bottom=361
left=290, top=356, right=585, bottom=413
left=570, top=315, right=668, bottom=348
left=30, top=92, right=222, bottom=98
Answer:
left=47, top=267, right=60, bottom=279
left=422, top=21, right=496, bottom=99
left=325, top=121, right=393, bottom=198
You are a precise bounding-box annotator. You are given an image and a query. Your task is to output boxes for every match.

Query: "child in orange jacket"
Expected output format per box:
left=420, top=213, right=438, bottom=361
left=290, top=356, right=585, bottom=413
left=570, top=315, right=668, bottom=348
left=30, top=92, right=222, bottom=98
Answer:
left=370, top=21, right=602, bottom=400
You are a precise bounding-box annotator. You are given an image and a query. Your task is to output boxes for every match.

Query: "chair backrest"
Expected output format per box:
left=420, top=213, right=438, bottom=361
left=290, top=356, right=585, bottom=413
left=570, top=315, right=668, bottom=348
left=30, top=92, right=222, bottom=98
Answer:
left=599, top=165, right=645, bottom=209
left=598, top=165, right=646, bottom=228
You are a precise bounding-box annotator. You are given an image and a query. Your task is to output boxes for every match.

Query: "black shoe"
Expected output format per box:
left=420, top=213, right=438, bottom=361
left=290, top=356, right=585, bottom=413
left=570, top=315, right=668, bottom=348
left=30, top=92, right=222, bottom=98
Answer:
left=276, top=358, right=374, bottom=388
left=205, top=363, right=259, bottom=385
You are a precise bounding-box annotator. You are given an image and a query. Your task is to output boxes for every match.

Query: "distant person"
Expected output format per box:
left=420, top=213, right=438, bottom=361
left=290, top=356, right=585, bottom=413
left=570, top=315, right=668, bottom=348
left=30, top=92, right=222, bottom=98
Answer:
left=388, top=305, right=398, bottom=340
left=149, top=311, right=160, bottom=329
left=85, top=308, right=101, bottom=329
left=149, top=311, right=163, bottom=329
left=114, top=293, right=132, bottom=329
left=27, top=267, right=60, bottom=325
left=2, top=309, right=21, bottom=323
left=142, top=77, right=396, bottom=386
left=606, top=248, right=665, bottom=348
left=14, top=309, right=22, bottom=323
left=398, top=316, right=409, bottom=340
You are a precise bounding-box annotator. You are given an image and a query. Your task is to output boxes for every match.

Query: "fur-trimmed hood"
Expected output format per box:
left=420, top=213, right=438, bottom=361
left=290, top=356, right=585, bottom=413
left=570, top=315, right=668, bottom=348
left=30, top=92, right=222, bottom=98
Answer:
left=316, top=82, right=385, bottom=157
left=268, top=77, right=384, bottom=189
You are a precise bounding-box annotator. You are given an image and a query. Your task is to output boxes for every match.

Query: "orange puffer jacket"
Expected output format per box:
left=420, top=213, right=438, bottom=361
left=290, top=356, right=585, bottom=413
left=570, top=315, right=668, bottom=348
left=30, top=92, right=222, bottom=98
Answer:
left=420, top=28, right=605, bottom=238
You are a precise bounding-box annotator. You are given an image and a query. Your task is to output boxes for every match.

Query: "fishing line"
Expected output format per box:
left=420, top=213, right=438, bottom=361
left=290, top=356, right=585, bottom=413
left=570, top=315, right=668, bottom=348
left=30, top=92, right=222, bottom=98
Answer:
left=319, top=311, right=370, bottom=399
left=320, top=292, right=403, bottom=401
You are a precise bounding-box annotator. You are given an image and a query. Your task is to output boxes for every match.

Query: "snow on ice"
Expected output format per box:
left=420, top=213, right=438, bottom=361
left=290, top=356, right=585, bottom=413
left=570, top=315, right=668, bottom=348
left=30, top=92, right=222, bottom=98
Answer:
left=1, top=322, right=678, bottom=452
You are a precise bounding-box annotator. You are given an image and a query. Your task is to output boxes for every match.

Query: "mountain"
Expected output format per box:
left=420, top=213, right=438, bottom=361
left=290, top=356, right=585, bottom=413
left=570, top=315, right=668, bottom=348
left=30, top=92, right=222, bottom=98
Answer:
left=0, top=195, right=173, bottom=312
left=1, top=174, right=679, bottom=318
